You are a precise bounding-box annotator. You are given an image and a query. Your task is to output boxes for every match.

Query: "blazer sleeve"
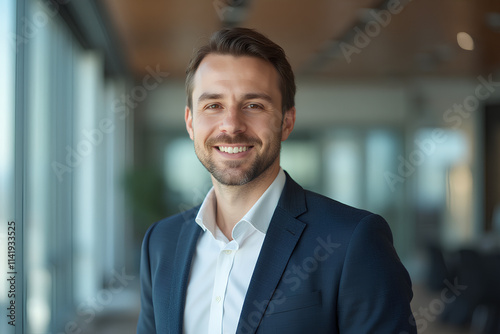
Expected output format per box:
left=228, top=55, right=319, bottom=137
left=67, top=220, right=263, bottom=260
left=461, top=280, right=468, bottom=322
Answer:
left=137, top=223, right=157, bottom=334
left=337, top=214, right=416, bottom=334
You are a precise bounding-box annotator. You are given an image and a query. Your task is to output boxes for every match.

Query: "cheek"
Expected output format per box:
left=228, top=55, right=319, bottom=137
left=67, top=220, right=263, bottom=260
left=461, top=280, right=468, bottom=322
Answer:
left=254, top=118, right=282, bottom=142
left=268, top=114, right=283, bottom=134
left=192, top=118, right=212, bottom=137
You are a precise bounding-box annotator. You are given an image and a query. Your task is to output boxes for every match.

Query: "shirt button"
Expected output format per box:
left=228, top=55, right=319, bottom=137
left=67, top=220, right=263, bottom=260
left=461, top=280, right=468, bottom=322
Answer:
left=223, top=250, right=232, bottom=255
left=215, top=296, right=221, bottom=303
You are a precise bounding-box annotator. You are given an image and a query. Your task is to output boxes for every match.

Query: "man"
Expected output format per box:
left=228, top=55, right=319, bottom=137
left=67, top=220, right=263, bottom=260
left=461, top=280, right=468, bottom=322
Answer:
left=137, top=27, right=416, bottom=334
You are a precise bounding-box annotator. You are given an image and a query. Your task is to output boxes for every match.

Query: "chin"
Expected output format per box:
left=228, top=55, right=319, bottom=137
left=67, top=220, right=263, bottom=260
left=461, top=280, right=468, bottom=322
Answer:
left=212, top=170, right=254, bottom=186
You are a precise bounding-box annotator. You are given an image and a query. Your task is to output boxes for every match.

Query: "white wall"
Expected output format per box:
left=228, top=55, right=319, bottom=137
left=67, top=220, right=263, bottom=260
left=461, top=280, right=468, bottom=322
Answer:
left=146, top=78, right=412, bottom=131
left=145, top=76, right=500, bottom=131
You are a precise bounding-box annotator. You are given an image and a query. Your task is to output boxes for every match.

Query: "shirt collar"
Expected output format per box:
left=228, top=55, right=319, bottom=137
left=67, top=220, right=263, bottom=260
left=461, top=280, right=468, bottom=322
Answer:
left=195, top=168, right=286, bottom=238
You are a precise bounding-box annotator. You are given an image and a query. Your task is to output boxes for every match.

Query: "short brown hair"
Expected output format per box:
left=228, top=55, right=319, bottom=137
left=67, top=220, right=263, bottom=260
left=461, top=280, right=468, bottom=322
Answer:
left=185, top=27, right=296, bottom=113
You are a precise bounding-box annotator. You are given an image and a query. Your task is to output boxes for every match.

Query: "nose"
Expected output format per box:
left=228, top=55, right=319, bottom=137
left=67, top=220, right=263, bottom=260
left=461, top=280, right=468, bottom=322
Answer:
left=219, top=106, right=246, bottom=134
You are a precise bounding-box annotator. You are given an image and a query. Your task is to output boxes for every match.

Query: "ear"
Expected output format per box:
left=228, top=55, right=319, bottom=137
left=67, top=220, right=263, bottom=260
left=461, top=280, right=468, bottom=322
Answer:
left=281, top=107, right=296, bottom=141
left=185, top=106, right=194, bottom=140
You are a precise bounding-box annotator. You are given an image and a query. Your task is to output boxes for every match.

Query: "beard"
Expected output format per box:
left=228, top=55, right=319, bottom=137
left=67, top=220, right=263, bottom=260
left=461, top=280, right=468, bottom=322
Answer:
left=194, top=132, right=282, bottom=186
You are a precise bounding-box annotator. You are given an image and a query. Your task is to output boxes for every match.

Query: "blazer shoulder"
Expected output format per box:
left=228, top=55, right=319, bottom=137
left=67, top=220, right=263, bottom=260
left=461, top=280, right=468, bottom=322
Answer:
left=143, top=205, right=200, bottom=247
left=281, top=172, right=378, bottom=234
left=297, top=188, right=397, bottom=246
left=302, top=189, right=373, bottom=222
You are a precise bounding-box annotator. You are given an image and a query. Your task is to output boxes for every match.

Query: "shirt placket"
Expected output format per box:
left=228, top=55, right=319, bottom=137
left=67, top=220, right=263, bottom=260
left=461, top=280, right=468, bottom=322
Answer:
left=208, top=241, right=238, bottom=334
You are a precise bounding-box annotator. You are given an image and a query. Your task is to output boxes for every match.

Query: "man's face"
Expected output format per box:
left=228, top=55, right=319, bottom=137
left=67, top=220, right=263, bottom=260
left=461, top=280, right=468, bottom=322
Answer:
left=185, top=54, right=295, bottom=186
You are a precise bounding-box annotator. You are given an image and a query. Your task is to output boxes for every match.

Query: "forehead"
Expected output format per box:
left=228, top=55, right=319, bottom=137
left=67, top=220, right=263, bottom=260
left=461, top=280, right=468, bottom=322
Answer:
left=192, top=54, right=280, bottom=97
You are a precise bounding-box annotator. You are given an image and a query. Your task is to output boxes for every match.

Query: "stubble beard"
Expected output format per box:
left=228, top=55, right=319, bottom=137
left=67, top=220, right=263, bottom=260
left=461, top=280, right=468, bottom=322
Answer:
left=194, top=132, right=282, bottom=186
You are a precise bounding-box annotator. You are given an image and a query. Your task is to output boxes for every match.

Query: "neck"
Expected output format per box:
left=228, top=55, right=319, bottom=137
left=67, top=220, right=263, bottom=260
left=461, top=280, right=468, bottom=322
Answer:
left=213, top=164, right=280, bottom=240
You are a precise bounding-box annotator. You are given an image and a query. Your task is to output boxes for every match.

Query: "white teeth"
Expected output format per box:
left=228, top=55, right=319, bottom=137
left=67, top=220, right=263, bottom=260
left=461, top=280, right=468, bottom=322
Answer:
left=218, top=146, right=249, bottom=154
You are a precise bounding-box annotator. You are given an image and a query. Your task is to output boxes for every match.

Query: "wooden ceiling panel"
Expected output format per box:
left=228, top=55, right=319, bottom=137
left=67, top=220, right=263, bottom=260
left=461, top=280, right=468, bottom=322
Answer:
left=317, top=0, right=484, bottom=77
left=103, top=0, right=223, bottom=78
left=101, top=0, right=500, bottom=79
left=478, top=0, right=500, bottom=74
left=242, top=0, right=384, bottom=71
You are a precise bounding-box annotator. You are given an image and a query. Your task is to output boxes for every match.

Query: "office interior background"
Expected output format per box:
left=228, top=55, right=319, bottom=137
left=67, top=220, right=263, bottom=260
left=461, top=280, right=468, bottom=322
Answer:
left=1, top=0, right=500, bottom=333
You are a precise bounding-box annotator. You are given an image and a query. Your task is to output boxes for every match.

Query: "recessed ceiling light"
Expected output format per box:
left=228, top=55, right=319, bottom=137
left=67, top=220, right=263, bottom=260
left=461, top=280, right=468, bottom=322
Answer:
left=457, top=32, right=474, bottom=51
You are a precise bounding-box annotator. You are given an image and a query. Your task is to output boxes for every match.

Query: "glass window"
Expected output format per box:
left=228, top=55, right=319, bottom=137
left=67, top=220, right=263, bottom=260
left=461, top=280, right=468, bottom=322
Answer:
left=164, top=138, right=212, bottom=210
left=281, top=140, right=322, bottom=191
left=366, top=129, right=401, bottom=212
left=324, top=130, right=363, bottom=208
left=23, top=1, right=136, bottom=333
left=413, top=128, right=472, bottom=247
left=0, top=0, right=17, bottom=333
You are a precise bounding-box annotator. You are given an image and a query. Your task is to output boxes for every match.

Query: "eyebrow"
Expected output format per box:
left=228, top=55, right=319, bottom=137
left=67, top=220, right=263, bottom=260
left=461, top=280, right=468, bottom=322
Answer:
left=197, top=93, right=223, bottom=104
left=197, top=92, right=274, bottom=105
left=243, top=93, right=274, bottom=104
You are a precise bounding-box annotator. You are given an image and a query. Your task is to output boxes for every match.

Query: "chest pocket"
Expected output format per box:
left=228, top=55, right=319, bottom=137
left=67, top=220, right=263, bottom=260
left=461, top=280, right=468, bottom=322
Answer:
left=258, top=291, right=325, bottom=334
left=265, top=290, right=322, bottom=315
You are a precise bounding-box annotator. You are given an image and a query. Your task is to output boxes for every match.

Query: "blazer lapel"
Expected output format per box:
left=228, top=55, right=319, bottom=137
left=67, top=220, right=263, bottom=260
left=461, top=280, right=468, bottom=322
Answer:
left=236, top=173, right=307, bottom=333
left=168, top=209, right=202, bottom=334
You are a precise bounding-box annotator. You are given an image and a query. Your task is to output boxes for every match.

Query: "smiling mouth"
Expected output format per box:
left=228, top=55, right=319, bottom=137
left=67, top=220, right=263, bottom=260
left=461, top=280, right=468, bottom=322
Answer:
left=217, top=146, right=251, bottom=154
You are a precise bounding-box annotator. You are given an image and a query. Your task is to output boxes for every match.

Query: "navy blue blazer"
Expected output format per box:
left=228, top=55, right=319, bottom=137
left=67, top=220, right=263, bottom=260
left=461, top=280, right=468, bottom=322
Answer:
left=137, top=173, right=416, bottom=334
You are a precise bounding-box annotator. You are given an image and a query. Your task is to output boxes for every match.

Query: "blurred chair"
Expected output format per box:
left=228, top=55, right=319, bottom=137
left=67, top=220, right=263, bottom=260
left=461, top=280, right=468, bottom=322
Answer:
left=426, top=243, right=450, bottom=291
left=470, top=252, right=500, bottom=334
left=441, top=249, right=500, bottom=332
left=472, top=305, right=500, bottom=334
left=440, top=249, right=483, bottom=326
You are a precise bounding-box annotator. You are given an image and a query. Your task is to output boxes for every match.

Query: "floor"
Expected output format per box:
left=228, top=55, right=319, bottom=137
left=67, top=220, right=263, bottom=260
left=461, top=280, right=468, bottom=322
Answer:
left=411, top=283, right=473, bottom=334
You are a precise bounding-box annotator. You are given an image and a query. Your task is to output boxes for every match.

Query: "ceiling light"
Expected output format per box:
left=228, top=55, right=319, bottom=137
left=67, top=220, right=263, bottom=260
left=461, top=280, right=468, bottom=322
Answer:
left=456, top=32, right=474, bottom=51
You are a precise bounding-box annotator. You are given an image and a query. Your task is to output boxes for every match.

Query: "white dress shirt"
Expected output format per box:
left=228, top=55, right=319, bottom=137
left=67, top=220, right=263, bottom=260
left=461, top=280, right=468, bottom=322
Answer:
left=183, top=169, right=286, bottom=334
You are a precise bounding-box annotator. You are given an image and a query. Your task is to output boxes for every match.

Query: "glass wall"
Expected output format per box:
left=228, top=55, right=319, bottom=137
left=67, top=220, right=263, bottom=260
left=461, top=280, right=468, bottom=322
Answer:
left=0, top=0, right=17, bottom=333
left=2, top=0, right=136, bottom=333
